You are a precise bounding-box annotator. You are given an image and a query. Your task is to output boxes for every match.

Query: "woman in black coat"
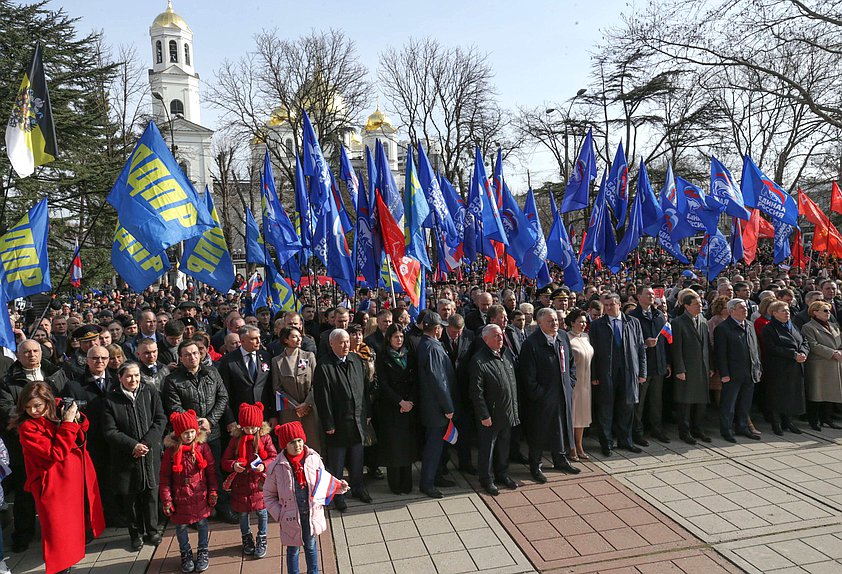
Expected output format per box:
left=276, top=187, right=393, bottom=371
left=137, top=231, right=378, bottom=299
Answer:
left=761, top=301, right=809, bottom=435
left=102, top=362, right=167, bottom=551
left=374, top=324, right=418, bottom=494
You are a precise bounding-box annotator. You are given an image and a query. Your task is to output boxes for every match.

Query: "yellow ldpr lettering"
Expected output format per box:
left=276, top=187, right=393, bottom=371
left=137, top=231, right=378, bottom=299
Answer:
left=127, top=145, right=198, bottom=227
left=114, top=227, right=164, bottom=272
left=0, top=227, right=34, bottom=252
left=6, top=268, right=42, bottom=287
left=186, top=234, right=225, bottom=273
left=1, top=247, right=38, bottom=271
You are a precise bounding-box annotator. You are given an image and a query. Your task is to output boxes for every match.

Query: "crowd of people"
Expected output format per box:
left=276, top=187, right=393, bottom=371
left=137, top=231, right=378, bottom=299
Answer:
left=0, top=253, right=840, bottom=573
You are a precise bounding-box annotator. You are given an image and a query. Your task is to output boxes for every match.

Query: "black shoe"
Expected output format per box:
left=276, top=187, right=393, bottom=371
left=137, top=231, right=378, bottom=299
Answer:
left=435, top=477, right=457, bottom=488
left=650, top=430, right=671, bottom=443
left=131, top=534, right=144, bottom=551
left=632, top=435, right=650, bottom=447
left=218, top=510, right=239, bottom=524
left=772, top=422, right=784, bottom=436
left=810, top=421, right=822, bottom=431
left=691, top=429, right=712, bottom=443
left=722, top=433, right=737, bottom=443
left=333, top=495, right=348, bottom=512
left=144, top=532, right=163, bottom=546
left=180, top=549, right=195, bottom=573
left=679, top=431, right=697, bottom=445
left=367, top=467, right=384, bottom=480
left=195, top=547, right=209, bottom=572
left=786, top=423, right=802, bottom=434
left=741, top=430, right=761, bottom=440
left=242, top=533, right=255, bottom=556
left=530, top=466, right=547, bottom=484
left=601, top=445, right=612, bottom=457
left=825, top=421, right=842, bottom=430
left=254, top=534, right=267, bottom=559
left=483, top=482, right=499, bottom=496
left=510, top=452, right=529, bottom=465
left=421, top=487, right=443, bottom=499
left=459, top=464, right=478, bottom=475
left=497, top=476, right=518, bottom=490
left=353, top=489, right=373, bottom=503
left=618, top=444, right=643, bottom=454
left=554, top=457, right=581, bottom=475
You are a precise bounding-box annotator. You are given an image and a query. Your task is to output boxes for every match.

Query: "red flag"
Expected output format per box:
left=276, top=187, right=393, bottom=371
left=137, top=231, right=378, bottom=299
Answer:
left=578, top=230, right=587, bottom=258
left=798, top=188, right=831, bottom=252
left=757, top=214, right=774, bottom=239
left=742, top=209, right=760, bottom=265
left=791, top=229, right=806, bottom=270
left=832, top=182, right=842, bottom=215
left=375, top=192, right=422, bottom=306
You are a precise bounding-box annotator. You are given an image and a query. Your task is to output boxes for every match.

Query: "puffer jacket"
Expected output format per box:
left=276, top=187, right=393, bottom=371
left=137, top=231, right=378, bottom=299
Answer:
left=263, top=447, right=328, bottom=547
left=162, top=366, right=228, bottom=442
left=159, top=431, right=218, bottom=525
left=220, top=423, right=277, bottom=513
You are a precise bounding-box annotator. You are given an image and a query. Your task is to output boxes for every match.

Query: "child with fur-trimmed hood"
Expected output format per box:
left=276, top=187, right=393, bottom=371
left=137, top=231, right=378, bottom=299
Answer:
left=221, top=402, right=277, bottom=558
left=160, top=409, right=218, bottom=573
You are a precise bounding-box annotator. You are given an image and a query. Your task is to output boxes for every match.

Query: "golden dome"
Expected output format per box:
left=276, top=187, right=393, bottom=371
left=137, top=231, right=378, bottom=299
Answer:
left=364, top=101, right=394, bottom=133
left=152, top=0, right=192, bottom=32
left=268, top=106, right=293, bottom=126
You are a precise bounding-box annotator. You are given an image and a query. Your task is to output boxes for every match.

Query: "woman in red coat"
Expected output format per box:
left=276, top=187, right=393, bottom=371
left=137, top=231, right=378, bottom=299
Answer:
left=16, top=381, right=105, bottom=574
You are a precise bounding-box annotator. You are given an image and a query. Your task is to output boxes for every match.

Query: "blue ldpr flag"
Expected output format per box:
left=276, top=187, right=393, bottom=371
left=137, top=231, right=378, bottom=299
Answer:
left=605, top=141, right=629, bottom=229
left=112, top=216, right=168, bottom=293
left=637, top=160, right=663, bottom=238
left=612, top=184, right=644, bottom=267
left=773, top=218, right=793, bottom=264
left=473, top=147, right=508, bottom=245
left=694, top=230, right=732, bottom=281
left=245, top=208, right=268, bottom=266
left=522, top=187, right=551, bottom=284
left=740, top=155, right=798, bottom=226
left=677, top=177, right=720, bottom=236
left=547, top=190, right=584, bottom=292
left=417, top=142, right=457, bottom=242
left=180, top=189, right=235, bottom=294
left=339, top=145, right=359, bottom=209
left=293, top=154, right=312, bottom=249
left=0, top=300, right=16, bottom=351
left=261, top=151, right=301, bottom=266
left=404, top=146, right=431, bottom=270
left=258, top=258, right=300, bottom=313
left=709, top=156, right=750, bottom=220
left=731, top=217, right=745, bottom=264
left=0, top=198, right=51, bottom=300
left=561, top=128, right=597, bottom=213
left=301, top=111, right=331, bottom=216
left=107, top=121, right=213, bottom=252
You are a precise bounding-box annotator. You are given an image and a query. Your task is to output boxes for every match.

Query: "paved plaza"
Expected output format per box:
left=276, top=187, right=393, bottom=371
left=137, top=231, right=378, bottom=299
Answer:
left=7, top=413, right=842, bottom=572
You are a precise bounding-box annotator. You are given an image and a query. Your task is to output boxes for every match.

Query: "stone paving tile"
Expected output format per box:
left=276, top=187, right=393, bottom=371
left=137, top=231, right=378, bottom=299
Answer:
left=716, top=523, right=842, bottom=574
left=546, top=547, right=740, bottom=573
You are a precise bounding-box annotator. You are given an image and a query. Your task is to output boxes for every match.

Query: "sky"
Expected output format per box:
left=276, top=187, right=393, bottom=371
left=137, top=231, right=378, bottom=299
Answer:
left=64, top=0, right=633, bottom=189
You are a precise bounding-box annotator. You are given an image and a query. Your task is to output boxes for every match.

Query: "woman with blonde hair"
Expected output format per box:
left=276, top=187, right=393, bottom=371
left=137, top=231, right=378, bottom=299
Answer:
left=802, top=301, right=842, bottom=430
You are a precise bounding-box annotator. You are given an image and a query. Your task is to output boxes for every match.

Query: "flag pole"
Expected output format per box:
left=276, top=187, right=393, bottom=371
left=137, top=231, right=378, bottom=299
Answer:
left=385, top=254, right=398, bottom=308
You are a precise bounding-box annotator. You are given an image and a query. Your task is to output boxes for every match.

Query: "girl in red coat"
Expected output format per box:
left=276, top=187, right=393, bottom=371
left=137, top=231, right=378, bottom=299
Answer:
left=160, top=410, right=218, bottom=573
left=221, top=402, right=277, bottom=558
left=16, top=381, right=105, bottom=574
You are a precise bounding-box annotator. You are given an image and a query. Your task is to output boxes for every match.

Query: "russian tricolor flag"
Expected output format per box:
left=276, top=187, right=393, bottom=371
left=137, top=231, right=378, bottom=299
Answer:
left=312, top=468, right=344, bottom=506
left=443, top=420, right=459, bottom=445
left=659, top=322, right=673, bottom=344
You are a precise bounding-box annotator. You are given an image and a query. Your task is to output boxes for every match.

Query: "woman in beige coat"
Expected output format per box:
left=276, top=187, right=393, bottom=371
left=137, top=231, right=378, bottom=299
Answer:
left=271, top=326, right=322, bottom=452
left=802, top=301, right=842, bottom=431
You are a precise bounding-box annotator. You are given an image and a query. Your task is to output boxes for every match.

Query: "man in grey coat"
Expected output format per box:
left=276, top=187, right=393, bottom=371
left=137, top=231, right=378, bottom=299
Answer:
left=416, top=312, right=456, bottom=499
left=671, top=292, right=712, bottom=445
left=589, top=293, right=647, bottom=456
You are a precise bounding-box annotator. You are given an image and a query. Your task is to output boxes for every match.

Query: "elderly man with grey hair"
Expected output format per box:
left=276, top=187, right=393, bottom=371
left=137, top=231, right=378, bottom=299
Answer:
left=437, top=299, right=456, bottom=322
left=314, top=328, right=372, bottom=511
left=714, top=298, right=763, bottom=442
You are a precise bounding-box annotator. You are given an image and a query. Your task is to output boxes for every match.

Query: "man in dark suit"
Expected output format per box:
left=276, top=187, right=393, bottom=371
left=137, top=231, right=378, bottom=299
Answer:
left=671, top=293, right=712, bottom=445
left=217, top=325, right=274, bottom=425
left=440, top=313, right=476, bottom=473
left=267, top=312, right=317, bottom=357
left=821, top=279, right=842, bottom=325
left=734, top=282, right=759, bottom=319
left=465, top=291, right=492, bottom=333
left=518, top=307, right=579, bottom=483
left=313, top=328, right=371, bottom=511
left=714, top=298, right=763, bottom=442
left=317, top=307, right=350, bottom=360
left=363, top=309, right=393, bottom=353
left=793, top=291, right=823, bottom=331
left=589, top=293, right=647, bottom=456
left=628, top=286, right=671, bottom=444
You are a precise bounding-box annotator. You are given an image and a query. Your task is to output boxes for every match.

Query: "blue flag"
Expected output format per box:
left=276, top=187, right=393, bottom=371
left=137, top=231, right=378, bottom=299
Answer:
left=547, top=190, right=584, bottom=292
left=612, top=185, right=644, bottom=267
left=695, top=230, right=732, bottom=281
left=731, top=217, right=744, bottom=264
left=112, top=216, right=168, bottom=292
left=329, top=168, right=353, bottom=234
left=561, top=128, right=597, bottom=213
left=0, top=198, right=51, bottom=300
left=245, top=208, right=268, bottom=265
left=710, top=156, right=750, bottom=220
left=107, top=121, right=213, bottom=253
left=773, top=218, right=793, bottom=264
left=261, top=151, right=302, bottom=265
left=404, top=146, right=431, bottom=269
left=354, top=167, right=379, bottom=288
left=440, top=173, right=467, bottom=265
left=301, top=111, right=331, bottom=216
left=338, top=145, right=359, bottom=209
left=500, top=179, right=536, bottom=267
left=637, top=160, right=663, bottom=237
left=293, top=154, right=312, bottom=250
left=0, top=300, right=16, bottom=351
left=473, top=147, right=508, bottom=245
left=258, top=258, right=300, bottom=314
left=417, top=142, right=457, bottom=242
left=579, top=171, right=608, bottom=263
left=740, top=155, right=798, bottom=226
left=605, top=141, right=629, bottom=229
left=658, top=163, right=690, bottom=264
left=320, top=189, right=355, bottom=297
left=522, top=187, right=551, bottom=284
left=181, top=189, right=235, bottom=294
left=375, top=139, right=404, bottom=226
left=677, top=177, right=719, bottom=235
left=364, top=146, right=384, bottom=275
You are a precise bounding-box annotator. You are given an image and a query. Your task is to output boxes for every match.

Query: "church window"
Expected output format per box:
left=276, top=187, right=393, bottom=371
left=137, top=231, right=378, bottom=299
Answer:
left=169, top=40, right=178, bottom=63
left=156, top=41, right=162, bottom=64
left=170, top=99, right=185, bottom=116
left=184, top=44, right=191, bottom=66
left=285, top=138, right=294, bottom=155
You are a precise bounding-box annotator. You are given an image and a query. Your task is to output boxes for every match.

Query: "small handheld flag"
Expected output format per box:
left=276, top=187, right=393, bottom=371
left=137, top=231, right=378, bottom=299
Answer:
left=659, top=322, right=673, bottom=344
left=250, top=454, right=263, bottom=471
left=312, top=467, right=345, bottom=506
left=275, top=391, right=299, bottom=412
left=443, top=420, right=459, bottom=445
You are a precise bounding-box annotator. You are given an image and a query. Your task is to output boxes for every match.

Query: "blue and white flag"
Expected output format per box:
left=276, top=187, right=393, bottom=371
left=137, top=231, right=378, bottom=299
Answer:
left=740, top=155, right=798, bottom=226
left=605, top=141, right=629, bottom=229
left=773, top=218, right=793, bottom=264
left=561, top=128, right=597, bottom=213
left=710, top=156, right=750, bottom=220
left=694, top=230, right=732, bottom=281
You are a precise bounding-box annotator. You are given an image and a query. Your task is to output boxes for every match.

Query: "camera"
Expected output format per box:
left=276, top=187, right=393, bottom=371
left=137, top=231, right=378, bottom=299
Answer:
left=57, top=398, right=87, bottom=419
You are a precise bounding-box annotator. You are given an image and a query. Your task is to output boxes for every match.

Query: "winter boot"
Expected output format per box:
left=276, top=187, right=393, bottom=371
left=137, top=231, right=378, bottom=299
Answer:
left=194, top=546, right=209, bottom=572
left=242, top=532, right=255, bottom=555
left=254, top=533, right=268, bottom=558
left=180, top=548, right=195, bottom=573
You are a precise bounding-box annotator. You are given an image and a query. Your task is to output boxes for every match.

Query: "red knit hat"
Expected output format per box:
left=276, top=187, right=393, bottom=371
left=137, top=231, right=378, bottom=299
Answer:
left=275, top=421, right=306, bottom=447
left=170, top=409, right=199, bottom=436
left=238, top=402, right=264, bottom=428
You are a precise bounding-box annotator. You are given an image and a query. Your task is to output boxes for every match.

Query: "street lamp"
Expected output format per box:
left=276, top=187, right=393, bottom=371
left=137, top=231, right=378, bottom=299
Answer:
left=546, top=88, right=587, bottom=183
left=151, top=91, right=177, bottom=155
